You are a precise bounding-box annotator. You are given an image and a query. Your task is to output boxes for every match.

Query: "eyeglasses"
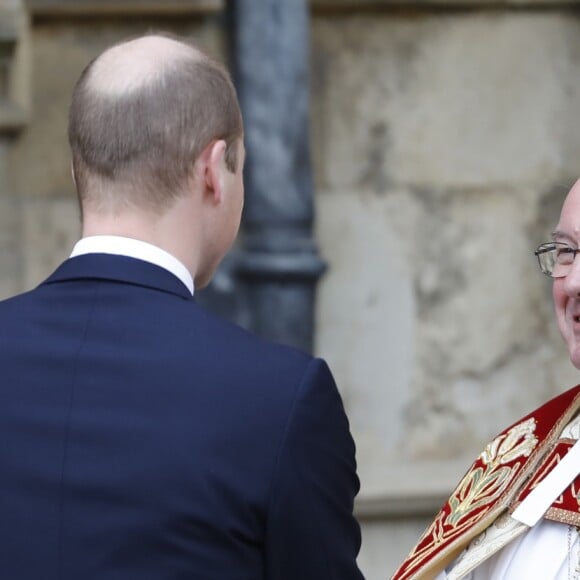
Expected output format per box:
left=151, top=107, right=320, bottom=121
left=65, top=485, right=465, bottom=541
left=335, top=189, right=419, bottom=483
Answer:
left=534, top=242, right=580, bottom=278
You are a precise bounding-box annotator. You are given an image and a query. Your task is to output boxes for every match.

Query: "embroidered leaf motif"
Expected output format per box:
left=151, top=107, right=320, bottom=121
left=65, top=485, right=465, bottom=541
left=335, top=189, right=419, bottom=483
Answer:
left=496, top=418, right=538, bottom=464
left=445, top=418, right=538, bottom=528
left=446, top=466, right=512, bottom=526
left=480, top=436, right=503, bottom=464
left=480, top=418, right=537, bottom=466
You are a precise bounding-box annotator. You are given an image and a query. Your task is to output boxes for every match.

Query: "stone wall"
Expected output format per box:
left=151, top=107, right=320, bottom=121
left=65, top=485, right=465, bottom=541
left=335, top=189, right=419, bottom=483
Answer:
left=311, top=8, right=580, bottom=577
left=3, top=2, right=580, bottom=578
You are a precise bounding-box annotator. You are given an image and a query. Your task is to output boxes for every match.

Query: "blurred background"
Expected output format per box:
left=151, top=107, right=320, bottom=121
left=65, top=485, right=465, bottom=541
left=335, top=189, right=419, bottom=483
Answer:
left=2, top=0, right=580, bottom=577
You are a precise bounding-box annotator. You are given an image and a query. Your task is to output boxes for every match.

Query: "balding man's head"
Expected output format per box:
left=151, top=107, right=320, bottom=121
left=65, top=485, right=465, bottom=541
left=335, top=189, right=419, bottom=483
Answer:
left=68, top=34, right=243, bottom=214
left=88, top=35, right=195, bottom=97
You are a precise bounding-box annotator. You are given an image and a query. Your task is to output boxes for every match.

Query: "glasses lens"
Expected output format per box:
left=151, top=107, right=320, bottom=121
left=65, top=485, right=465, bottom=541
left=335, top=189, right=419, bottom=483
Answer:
left=537, top=247, right=556, bottom=276
left=536, top=243, right=575, bottom=277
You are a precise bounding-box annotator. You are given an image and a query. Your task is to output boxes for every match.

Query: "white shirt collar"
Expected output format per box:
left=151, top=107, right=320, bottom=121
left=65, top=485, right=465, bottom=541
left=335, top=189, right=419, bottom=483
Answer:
left=70, top=235, right=194, bottom=296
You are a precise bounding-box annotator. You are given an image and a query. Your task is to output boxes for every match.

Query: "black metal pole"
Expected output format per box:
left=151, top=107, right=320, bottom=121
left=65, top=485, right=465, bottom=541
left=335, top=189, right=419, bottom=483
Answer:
left=227, top=0, right=326, bottom=353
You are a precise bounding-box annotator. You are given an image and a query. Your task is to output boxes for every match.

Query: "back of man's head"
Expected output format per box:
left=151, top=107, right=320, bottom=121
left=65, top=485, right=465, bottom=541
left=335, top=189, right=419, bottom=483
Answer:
left=68, top=34, right=243, bottom=215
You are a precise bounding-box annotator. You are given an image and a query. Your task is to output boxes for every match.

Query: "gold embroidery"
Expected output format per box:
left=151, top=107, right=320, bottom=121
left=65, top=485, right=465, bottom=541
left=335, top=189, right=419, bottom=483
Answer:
left=480, top=418, right=538, bottom=466
left=399, top=418, right=539, bottom=578
left=446, top=418, right=538, bottom=528
left=447, top=465, right=513, bottom=526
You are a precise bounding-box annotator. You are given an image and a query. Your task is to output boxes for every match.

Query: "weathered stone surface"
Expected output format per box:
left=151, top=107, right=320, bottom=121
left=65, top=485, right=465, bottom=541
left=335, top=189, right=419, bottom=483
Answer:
left=358, top=518, right=432, bottom=580
left=0, top=1, right=27, bottom=299
left=0, top=191, right=21, bottom=299
left=24, top=0, right=580, bottom=17
left=0, top=0, right=30, bottom=128
left=21, top=196, right=80, bottom=288
left=311, top=14, right=575, bottom=192
left=26, top=0, right=222, bottom=15
left=315, top=185, right=565, bottom=462
left=315, top=189, right=418, bottom=467
left=402, top=186, right=573, bottom=458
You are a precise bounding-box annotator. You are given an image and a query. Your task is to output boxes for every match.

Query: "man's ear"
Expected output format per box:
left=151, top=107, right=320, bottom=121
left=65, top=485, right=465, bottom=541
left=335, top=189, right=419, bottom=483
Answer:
left=202, top=139, right=228, bottom=205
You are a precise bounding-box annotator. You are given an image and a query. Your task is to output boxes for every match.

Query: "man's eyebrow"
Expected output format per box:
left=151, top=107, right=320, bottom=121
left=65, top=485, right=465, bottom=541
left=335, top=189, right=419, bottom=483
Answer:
left=552, top=230, right=573, bottom=242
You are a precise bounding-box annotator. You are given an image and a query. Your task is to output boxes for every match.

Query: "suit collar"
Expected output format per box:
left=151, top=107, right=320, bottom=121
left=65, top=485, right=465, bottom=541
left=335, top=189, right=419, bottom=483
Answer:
left=42, top=254, right=193, bottom=300
left=70, top=236, right=194, bottom=296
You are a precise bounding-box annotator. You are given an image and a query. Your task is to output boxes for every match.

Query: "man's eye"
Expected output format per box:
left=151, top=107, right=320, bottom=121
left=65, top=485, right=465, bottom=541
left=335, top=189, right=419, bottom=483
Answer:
left=556, top=247, right=575, bottom=263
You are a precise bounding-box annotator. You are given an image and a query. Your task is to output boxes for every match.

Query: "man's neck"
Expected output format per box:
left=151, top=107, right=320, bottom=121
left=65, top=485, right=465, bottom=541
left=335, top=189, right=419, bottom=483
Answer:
left=81, top=203, right=201, bottom=283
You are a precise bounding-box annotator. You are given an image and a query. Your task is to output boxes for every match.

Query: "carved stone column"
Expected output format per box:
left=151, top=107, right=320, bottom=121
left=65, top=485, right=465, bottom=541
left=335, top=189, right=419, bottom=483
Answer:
left=228, top=0, right=326, bottom=353
left=0, top=0, right=29, bottom=298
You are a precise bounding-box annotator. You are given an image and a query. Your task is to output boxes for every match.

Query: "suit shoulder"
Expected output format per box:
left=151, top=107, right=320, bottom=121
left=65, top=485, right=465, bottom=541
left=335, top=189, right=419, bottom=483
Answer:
left=188, top=300, right=314, bottom=368
left=0, top=288, right=38, bottom=314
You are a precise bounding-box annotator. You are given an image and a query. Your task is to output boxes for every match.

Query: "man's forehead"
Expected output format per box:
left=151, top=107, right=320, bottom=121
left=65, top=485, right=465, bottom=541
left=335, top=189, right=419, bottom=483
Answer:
left=555, top=180, right=580, bottom=237
left=562, top=181, right=580, bottom=211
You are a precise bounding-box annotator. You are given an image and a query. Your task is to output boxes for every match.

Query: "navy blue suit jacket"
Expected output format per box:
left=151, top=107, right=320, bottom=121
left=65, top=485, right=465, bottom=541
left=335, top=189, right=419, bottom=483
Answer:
left=0, top=254, right=363, bottom=579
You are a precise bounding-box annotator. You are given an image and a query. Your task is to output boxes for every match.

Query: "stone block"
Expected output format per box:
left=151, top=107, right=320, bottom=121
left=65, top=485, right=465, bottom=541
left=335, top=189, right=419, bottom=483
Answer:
left=315, top=189, right=418, bottom=461
left=21, top=196, right=80, bottom=289
left=416, top=190, right=540, bottom=375
left=397, top=186, right=572, bottom=459
left=0, top=0, right=30, bottom=131
left=0, top=192, right=21, bottom=299
left=312, top=13, right=574, bottom=191
left=315, top=184, right=572, bottom=467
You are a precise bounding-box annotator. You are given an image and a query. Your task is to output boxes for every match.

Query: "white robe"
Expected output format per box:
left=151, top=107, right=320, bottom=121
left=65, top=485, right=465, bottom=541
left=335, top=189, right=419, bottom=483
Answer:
left=466, top=520, right=576, bottom=579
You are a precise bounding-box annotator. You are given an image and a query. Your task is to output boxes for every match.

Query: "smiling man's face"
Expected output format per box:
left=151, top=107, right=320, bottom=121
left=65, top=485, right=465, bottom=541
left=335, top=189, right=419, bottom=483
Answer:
left=553, top=179, right=580, bottom=369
